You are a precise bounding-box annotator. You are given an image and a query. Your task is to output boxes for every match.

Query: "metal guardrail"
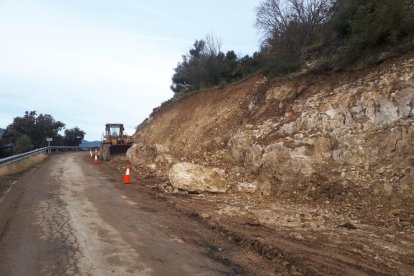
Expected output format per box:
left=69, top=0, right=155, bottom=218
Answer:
left=49, top=146, right=92, bottom=151
left=0, top=146, right=100, bottom=168
left=0, top=147, right=48, bottom=168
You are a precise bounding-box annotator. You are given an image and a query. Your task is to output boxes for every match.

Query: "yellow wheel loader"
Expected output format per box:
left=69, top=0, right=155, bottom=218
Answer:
left=100, top=123, right=133, bottom=161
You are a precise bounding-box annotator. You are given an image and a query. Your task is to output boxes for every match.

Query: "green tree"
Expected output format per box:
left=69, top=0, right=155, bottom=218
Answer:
left=170, top=35, right=258, bottom=94
left=171, top=38, right=219, bottom=93
left=0, top=135, right=13, bottom=157
left=0, top=111, right=65, bottom=155
left=330, top=0, right=414, bottom=65
left=64, top=127, right=85, bottom=146
left=14, top=134, right=33, bottom=154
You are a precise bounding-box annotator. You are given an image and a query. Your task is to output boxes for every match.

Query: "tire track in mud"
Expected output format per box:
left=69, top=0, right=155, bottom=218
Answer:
left=3, top=153, right=264, bottom=275
left=144, top=189, right=401, bottom=275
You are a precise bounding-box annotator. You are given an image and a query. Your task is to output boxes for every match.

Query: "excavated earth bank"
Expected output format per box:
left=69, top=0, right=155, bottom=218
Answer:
left=126, top=53, right=414, bottom=275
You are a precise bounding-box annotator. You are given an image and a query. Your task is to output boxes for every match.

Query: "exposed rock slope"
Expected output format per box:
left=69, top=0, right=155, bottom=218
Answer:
left=127, top=54, right=414, bottom=206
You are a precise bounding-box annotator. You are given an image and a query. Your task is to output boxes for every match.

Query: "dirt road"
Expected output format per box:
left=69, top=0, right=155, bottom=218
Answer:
left=0, top=153, right=258, bottom=275
left=1, top=153, right=413, bottom=275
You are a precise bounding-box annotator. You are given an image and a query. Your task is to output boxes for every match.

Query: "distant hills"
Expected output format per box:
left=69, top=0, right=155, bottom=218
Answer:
left=0, top=128, right=4, bottom=137
left=80, top=140, right=101, bottom=148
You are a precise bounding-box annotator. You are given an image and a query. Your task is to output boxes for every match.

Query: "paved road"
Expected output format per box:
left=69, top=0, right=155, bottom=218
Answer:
left=0, top=153, right=238, bottom=275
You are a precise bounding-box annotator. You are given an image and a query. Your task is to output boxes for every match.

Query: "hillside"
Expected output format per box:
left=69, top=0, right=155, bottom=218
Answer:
left=126, top=53, right=414, bottom=274
left=130, top=53, right=413, bottom=204
left=80, top=140, right=101, bottom=148
left=0, top=128, right=4, bottom=137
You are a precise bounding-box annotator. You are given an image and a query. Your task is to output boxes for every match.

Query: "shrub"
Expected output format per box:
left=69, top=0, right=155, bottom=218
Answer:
left=331, top=0, right=414, bottom=66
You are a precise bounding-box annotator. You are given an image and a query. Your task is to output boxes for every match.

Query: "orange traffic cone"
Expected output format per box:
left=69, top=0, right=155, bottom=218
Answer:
left=123, top=164, right=131, bottom=184
left=94, top=154, right=99, bottom=164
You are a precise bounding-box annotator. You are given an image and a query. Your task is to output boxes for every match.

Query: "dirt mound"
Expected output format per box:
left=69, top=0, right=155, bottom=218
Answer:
left=129, top=53, right=413, bottom=204
left=126, top=53, right=414, bottom=274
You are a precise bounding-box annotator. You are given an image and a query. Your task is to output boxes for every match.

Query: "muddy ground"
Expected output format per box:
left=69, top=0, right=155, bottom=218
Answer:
left=124, top=53, right=414, bottom=275
left=0, top=154, right=275, bottom=275
left=108, top=158, right=414, bottom=275
left=1, top=154, right=413, bottom=275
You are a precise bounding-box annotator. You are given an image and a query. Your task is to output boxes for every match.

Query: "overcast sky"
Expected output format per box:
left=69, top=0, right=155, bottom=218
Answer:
left=0, top=0, right=261, bottom=141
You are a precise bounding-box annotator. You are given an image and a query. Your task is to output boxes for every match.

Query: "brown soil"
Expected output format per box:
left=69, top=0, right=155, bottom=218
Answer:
left=123, top=53, right=414, bottom=274
left=106, top=158, right=414, bottom=275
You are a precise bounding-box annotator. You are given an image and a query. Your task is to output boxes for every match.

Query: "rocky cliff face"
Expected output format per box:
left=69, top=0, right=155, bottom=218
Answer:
left=127, top=54, right=414, bottom=207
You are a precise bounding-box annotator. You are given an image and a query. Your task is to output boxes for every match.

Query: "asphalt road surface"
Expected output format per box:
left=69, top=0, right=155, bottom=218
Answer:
left=0, top=153, right=243, bottom=275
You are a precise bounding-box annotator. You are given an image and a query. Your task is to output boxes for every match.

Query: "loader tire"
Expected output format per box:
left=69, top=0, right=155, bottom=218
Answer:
left=101, top=144, right=111, bottom=161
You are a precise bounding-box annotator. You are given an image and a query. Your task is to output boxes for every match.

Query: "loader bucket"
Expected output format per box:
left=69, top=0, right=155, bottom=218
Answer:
left=110, top=144, right=132, bottom=156
left=101, top=144, right=132, bottom=161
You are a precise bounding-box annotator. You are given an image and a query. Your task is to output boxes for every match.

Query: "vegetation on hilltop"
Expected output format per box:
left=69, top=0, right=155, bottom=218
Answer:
left=0, top=111, right=85, bottom=157
left=170, top=34, right=261, bottom=94
left=170, top=0, right=414, bottom=95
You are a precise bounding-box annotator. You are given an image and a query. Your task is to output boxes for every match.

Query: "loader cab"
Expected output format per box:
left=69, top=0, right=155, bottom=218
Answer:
left=105, top=124, right=124, bottom=139
left=103, top=123, right=126, bottom=146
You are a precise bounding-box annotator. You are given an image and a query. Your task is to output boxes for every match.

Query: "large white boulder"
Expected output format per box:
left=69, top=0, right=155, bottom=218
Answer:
left=169, top=163, right=230, bottom=193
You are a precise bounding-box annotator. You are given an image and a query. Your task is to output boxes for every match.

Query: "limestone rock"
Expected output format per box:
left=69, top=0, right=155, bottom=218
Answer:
left=129, top=57, right=414, bottom=204
left=227, top=131, right=254, bottom=163
left=168, top=163, right=230, bottom=193
left=147, top=163, right=156, bottom=173
left=154, top=144, right=170, bottom=154
left=236, top=182, right=258, bottom=193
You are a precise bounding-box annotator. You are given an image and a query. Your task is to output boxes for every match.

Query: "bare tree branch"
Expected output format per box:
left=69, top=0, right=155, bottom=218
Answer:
left=255, top=0, right=290, bottom=39
left=255, top=0, right=333, bottom=45
left=204, top=33, right=222, bottom=56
